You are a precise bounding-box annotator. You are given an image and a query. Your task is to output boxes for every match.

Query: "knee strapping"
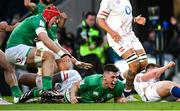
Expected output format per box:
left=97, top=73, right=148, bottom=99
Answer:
left=34, top=49, right=43, bottom=66
left=138, top=54, right=147, bottom=62
left=125, top=53, right=138, bottom=64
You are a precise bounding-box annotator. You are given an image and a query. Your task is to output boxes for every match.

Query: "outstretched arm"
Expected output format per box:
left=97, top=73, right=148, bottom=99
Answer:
left=0, top=21, right=19, bottom=32
left=141, top=61, right=175, bottom=81
left=55, top=42, right=93, bottom=69
left=24, top=0, right=36, bottom=11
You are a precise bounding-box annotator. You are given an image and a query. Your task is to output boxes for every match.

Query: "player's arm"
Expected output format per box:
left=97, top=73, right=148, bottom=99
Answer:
left=96, top=18, right=113, bottom=36
left=96, top=16, right=121, bottom=42
left=24, top=0, right=36, bottom=11
left=141, top=61, right=175, bottom=81
left=5, top=23, right=19, bottom=32
left=55, top=41, right=93, bottom=69
left=70, top=81, right=81, bottom=104
left=37, top=31, right=65, bottom=57
left=0, top=21, right=19, bottom=32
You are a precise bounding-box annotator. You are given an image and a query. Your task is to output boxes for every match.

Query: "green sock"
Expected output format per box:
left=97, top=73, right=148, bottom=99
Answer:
left=11, top=86, right=22, bottom=97
left=32, top=88, right=39, bottom=97
left=42, top=76, right=52, bottom=90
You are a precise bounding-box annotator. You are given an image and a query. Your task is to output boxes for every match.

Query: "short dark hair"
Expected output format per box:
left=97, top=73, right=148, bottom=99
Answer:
left=85, top=11, right=96, bottom=19
left=103, top=64, right=119, bottom=73
left=145, top=63, right=160, bottom=71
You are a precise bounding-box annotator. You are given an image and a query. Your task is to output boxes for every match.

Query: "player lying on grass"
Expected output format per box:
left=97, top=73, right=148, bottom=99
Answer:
left=133, top=61, right=180, bottom=102
left=64, top=64, right=127, bottom=103
left=0, top=21, right=22, bottom=104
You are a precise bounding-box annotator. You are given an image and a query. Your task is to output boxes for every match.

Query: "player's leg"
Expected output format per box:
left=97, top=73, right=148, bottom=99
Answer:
left=132, top=35, right=148, bottom=71
left=26, top=48, right=56, bottom=91
left=111, top=40, right=140, bottom=96
left=18, top=72, right=37, bottom=88
left=155, top=81, right=180, bottom=99
left=53, top=70, right=82, bottom=93
left=0, top=50, right=22, bottom=103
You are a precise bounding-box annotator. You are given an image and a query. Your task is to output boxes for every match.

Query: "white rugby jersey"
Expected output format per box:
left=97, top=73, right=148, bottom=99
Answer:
left=133, top=73, right=158, bottom=101
left=97, top=0, right=134, bottom=42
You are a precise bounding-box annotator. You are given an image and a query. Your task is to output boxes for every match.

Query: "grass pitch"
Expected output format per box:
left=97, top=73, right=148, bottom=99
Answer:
left=0, top=96, right=180, bottom=110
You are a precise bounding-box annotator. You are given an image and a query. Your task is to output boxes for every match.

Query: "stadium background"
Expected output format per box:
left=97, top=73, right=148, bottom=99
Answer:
left=0, top=0, right=179, bottom=96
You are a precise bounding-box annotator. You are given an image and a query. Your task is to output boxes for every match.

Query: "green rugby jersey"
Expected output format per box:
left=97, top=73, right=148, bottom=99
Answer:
left=6, top=15, right=54, bottom=48
left=77, top=74, right=124, bottom=103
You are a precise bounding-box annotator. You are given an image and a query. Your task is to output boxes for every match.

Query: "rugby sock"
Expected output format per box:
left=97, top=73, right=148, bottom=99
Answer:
left=11, top=86, right=22, bottom=97
left=123, top=89, right=132, bottom=97
left=170, top=86, right=180, bottom=97
left=42, top=76, right=52, bottom=90
left=32, top=88, right=39, bottom=97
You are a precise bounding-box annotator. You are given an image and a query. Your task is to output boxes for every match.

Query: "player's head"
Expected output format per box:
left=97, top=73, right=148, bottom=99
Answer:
left=42, top=5, right=60, bottom=23
left=85, top=11, right=96, bottom=27
left=40, top=0, right=56, bottom=5
left=103, top=64, right=120, bottom=89
left=145, top=63, right=160, bottom=72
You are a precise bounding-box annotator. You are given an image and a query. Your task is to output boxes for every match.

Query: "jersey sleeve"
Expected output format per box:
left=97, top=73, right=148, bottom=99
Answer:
left=31, top=5, right=39, bottom=15
left=47, top=29, right=58, bottom=41
left=134, top=73, right=143, bottom=83
left=32, top=17, right=47, bottom=36
left=113, top=80, right=124, bottom=98
left=97, top=0, right=111, bottom=19
left=79, top=76, right=90, bottom=91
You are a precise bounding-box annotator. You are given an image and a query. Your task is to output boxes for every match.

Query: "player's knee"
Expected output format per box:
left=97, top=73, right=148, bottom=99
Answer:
left=165, top=81, right=178, bottom=91
left=4, top=64, right=14, bottom=74
left=128, top=60, right=140, bottom=75
left=138, top=54, right=148, bottom=71
left=43, top=51, right=55, bottom=60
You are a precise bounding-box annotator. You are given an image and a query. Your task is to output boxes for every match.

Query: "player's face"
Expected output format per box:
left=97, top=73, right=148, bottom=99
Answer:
left=86, top=15, right=96, bottom=27
left=104, top=71, right=118, bottom=89
left=48, top=16, right=59, bottom=28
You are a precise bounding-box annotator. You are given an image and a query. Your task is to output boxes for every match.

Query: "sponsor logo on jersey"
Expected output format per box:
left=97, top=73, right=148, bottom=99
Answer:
left=107, top=94, right=113, bottom=99
left=93, top=91, right=99, bottom=96
left=39, top=20, right=45, bottom=27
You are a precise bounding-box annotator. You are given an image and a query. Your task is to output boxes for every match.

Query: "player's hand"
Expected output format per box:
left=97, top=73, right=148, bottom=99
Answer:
left=110, top=31, right=121, bottom=43
left=70, top=96, right=81, bottom=104
left=116, top=97, right=128, bottom=103
left=75, top=61, right=93, bottom=70
left=167, top=61, right=175, bottom=68
left=134, top=15, right=146, bottom=25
